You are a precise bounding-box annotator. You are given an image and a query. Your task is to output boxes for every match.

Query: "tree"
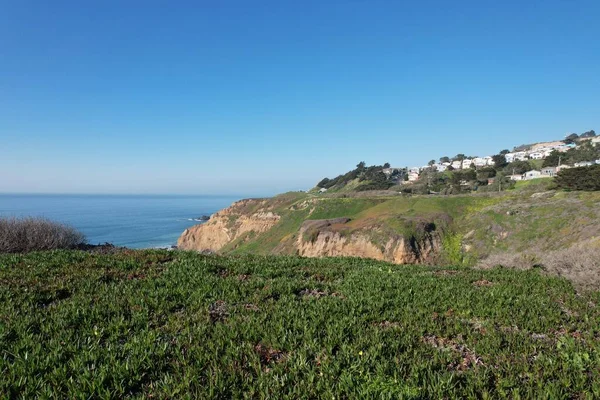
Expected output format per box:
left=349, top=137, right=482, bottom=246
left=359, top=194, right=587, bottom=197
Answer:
left=500, top=149, right=510, bottom=155
left=356, top=161, right=366, bottom=170
left=555, top=165, right=600, bottom=191
left=491, top=154, right=508, bottom=169
left=504, top=160, right=531, bottom=175
left=428, top=160, right=435, bottom=166
left=383, top=162, right=390, bottom=168
left=581, top=130, right=596, bottom=138
left=542, top=150, right=562, bottom=167
left=317, top=178, right=330, bottom=188
left=439, top=156, right=450, bottom=163
left=564, top=133, right=579, bottom=144
left=453, top=154, right=466, bottom=161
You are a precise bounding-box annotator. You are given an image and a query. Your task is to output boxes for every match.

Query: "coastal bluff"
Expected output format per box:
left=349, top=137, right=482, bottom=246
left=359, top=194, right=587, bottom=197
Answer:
left=177, top=194, right=445, bottom=264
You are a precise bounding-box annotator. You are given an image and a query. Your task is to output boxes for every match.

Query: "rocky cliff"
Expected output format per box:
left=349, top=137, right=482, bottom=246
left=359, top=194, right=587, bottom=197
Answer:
left=178, top=196, right=446, bottom=264
left=296, top=218, right=442, bottom=264
left=177, top=199, right=281, bottom=252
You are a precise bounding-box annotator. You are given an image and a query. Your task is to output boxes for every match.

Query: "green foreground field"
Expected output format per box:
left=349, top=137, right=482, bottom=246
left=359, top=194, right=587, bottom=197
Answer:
left=2, top=250, right=600, bottom=399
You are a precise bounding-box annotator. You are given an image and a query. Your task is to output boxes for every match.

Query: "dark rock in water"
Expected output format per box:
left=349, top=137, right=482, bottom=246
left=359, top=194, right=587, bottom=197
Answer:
left=198, top=215, right=211, bottom=221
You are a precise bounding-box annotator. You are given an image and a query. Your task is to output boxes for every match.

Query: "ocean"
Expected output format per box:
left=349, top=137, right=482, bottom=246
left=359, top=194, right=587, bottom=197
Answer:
left=0, top=194, right=242, bottom=249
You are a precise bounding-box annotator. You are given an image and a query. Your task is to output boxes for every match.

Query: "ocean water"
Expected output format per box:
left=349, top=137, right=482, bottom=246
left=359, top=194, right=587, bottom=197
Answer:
left=0, top=194, right=241, bottom=248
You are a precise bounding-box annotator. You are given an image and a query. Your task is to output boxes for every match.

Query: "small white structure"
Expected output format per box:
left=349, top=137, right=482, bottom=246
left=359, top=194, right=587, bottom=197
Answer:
left=319, top=188, right=328, bottom=193
left=408, top=172, right=420, bottom=182
left=473, top=157, right=493, bottom=167
left=382, top=167, right=403, bottom=175
left=435, top=164, right=447, bottom=172
left=462, top=159, right=473, bottom=169
left=506, top=152, right=527, bottom=162
left=574, top=161, right=594, bottom=167
left=541, top=167, right=557, bottom=177
left=523, top=170, right=543, bottom=180
left=451, top=160, right=462, bottom=169
left=509, top=174, right=524, bottom=181
left=529, top=152, right=544, bottom=160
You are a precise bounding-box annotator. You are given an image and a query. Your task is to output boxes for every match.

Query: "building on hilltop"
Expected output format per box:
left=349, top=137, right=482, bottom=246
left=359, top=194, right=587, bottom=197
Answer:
left=574, top=161, right=594, bottom=167
left=523, top=170, right=543, bottom=180
left=541, top=167, right=558, bottom=177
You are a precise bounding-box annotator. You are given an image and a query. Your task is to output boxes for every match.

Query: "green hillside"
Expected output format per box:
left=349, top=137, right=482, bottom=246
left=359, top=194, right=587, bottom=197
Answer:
left=212, top=187, right=600, bottom=288
left=2, top=250, right=600, bottom=398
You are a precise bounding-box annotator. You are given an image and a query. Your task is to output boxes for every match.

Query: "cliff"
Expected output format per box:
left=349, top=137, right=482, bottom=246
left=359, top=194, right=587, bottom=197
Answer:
left=178, top=192, right=450, bottom=264
left=296, top=218, right=442, bottom=264
left=177, top=189, right=600, bottom=273
left=178, top=199, right=281, bottom=252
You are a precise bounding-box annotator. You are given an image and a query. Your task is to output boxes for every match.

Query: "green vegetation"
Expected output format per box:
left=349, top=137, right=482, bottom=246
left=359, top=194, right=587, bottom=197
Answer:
left=555, top=165, right=600, bottom=191
left=543, top=141, right=600, bottom=168
left=316, top=162, right=404, bottom=192
left=2, top=250, right=600, bottom=398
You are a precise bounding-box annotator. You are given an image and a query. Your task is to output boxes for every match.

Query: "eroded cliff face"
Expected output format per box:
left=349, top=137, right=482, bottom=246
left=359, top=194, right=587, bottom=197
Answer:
left=177, top=199, right=280, bottom=252
left=178, top=199, right=444, bottom=264
left=296, top=218, right=442, bottom=264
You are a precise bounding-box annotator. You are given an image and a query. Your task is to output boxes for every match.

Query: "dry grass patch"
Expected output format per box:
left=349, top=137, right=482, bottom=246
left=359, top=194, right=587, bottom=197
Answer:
left=479, top=245, right=600, bottom=290
left=422, top=335, right=485, bottom=371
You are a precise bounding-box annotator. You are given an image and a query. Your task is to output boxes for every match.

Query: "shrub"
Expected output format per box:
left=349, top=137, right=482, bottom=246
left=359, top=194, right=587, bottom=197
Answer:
left=0, top=217, right=86, bottom=253
left=554, top=165, right=600, bottom=191
left=478, top=245, right=600, bottom=290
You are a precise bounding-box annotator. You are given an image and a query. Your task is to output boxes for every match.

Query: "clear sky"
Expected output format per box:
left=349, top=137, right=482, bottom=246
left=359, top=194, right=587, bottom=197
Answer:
left=1, top=0, right=598, bottom=195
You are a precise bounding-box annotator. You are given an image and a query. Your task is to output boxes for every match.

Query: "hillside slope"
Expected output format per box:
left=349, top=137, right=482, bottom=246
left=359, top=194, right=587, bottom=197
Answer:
left=179, top=188, right=600, bottom=286
left=2, top=250, right=600, bottom=398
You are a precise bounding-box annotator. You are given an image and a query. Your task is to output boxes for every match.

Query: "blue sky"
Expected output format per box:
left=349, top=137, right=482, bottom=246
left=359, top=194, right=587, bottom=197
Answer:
left=1, top=0, right=598, bottom=195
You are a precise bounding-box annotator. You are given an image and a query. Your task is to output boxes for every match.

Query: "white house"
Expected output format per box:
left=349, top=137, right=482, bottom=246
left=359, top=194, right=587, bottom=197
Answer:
left=592, top=137, right=600, bottom=144
left=509, top=174, right=524, bottom=181
left=473, top=157, right=487, bottom=167
left=408, top=172, right=420, bottom=182
left=409, top=167, right=420, bottom=174
left=451, top=160, right=462, bottom=169
left=523, top=170, right=543, bottom=180
left=506, top=152, right=527, bottom=162
left=462, top=159, right=473, bottom=169
left=529, top=152, right=544, bottom=160
left=541, top=167, right=557, bottom=177
left=574, top=161, right=594, bottom=167
left=435, top=164, right=447, bottom=172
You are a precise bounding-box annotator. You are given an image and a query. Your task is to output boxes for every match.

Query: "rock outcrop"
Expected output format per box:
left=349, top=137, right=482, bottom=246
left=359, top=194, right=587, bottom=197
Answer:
left=178, top=198, right=445, bottom=264
left=177, top=199, right=280, bottom=252
left=296, top=218, right=441, bottom=264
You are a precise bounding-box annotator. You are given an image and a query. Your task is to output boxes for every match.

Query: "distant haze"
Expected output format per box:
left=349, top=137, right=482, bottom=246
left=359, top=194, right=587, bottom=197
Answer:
left=1, top=1, right=598, bottom=194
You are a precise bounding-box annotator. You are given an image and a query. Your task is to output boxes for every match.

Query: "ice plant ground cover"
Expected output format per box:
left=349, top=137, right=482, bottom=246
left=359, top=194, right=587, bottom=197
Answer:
left=1, top=249, right=600, bottom=398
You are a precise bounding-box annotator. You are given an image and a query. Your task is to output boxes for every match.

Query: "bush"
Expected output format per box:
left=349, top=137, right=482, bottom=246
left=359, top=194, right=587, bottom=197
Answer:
left=555, top=165, right=600, bottom=191
left=0, top=217, right=86, bottom=253
left=478, top=245, right=600, bottom=290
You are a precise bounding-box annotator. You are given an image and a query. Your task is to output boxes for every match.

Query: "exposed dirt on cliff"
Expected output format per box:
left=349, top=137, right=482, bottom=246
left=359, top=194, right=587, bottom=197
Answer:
left=177, top=199, right=281, bottom=252
left=296, top=218, right=442, bottom=264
